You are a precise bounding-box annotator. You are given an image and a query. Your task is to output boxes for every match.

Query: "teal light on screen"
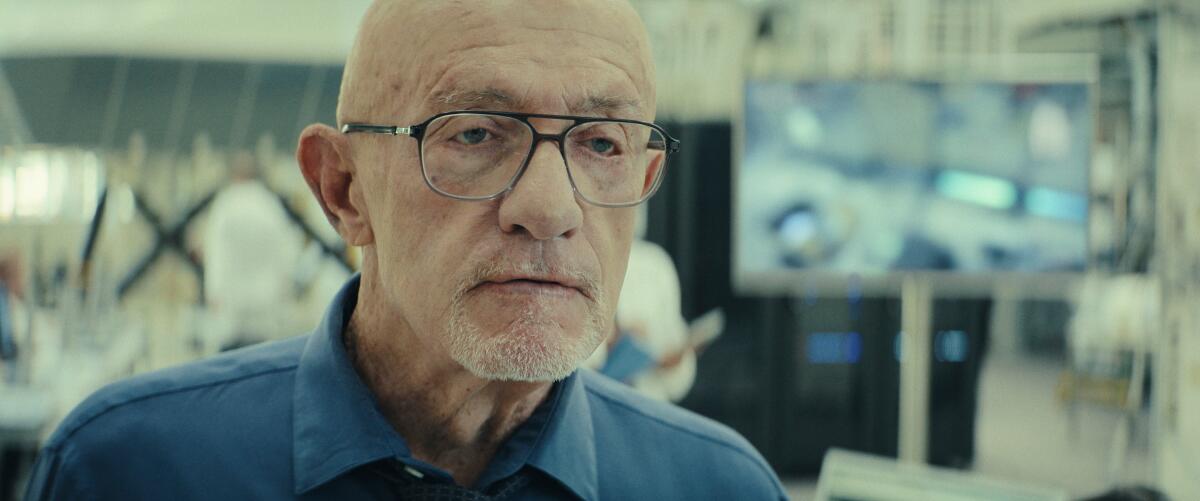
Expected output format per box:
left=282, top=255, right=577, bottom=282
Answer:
left=1025, top=186, right=1087, bottom=222
left=934, top=170, right=1018, bottom=210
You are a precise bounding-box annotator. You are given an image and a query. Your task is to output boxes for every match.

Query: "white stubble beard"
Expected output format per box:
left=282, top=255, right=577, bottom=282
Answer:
left=443, top=263, right=609, bottom=382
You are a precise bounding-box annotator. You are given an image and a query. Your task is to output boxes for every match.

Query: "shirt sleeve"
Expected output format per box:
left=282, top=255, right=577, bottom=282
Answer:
left=23, top=445, right=92, bottom=501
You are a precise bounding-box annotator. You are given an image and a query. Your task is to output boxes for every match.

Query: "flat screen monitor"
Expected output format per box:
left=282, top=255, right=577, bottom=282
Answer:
left=735, top=77, right=1092, bottom=295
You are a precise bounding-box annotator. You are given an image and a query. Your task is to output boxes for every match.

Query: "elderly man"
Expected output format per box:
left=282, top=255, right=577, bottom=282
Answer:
left=24, top=1, right=785, bottom=499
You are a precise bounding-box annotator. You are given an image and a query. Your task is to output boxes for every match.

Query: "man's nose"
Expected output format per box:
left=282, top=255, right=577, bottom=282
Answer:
left=497, top=140, right=584, bottom=240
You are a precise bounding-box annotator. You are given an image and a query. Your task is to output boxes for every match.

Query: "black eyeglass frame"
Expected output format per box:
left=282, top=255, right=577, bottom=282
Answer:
left=341, top=110, right=681, bottom=208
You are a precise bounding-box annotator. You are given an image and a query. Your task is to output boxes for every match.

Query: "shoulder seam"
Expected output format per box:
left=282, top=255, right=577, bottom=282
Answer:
left=583, top=384, right=777, bottom=481
left=55, top=364, right=298, bottom=445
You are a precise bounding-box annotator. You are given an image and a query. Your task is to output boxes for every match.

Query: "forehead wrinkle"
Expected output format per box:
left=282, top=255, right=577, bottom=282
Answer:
left=421, top=49, right=646, bottom=118
left=577, top=94, right=642, bottom=117
left=511, top=26, right=652, bottom=111
left=430, top=84, right=641, bottom=119
left=434, top=88, right=518, bottom=110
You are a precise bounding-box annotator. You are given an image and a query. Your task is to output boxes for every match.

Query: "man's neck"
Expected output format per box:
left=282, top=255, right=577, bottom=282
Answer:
left=344, top=295, right=552, bottom=487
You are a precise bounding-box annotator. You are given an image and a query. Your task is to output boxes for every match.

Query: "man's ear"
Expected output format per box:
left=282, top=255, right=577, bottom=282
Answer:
left=296, top=124, right=374, bottom=246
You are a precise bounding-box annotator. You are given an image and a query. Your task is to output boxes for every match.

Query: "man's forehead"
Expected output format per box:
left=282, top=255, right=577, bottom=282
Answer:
left=339, top=0, right=655, bottom=123
left=430, top=87, right=643, bottom=117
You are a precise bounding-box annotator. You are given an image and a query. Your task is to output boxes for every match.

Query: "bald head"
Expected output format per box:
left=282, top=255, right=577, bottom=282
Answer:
left=337, top=0, right=656, bottom=125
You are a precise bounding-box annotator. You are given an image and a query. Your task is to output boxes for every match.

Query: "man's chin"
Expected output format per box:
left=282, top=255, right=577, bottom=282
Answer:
left=454, top=347, right=581, bottom=383
left=446, top=317, right=601, bottom=382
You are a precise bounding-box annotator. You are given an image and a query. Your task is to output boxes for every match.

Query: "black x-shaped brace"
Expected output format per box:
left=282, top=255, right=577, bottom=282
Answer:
left=268, top=191, right=353, bottom=275
left=116, top=190, right=216, bottom=300
left=115, top=187, right=354, bottom=301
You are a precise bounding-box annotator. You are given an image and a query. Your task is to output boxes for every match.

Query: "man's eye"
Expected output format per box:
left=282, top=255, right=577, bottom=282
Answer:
left=456, top=128, right=490, bottom=145
left=588, top=138, right=616, bottom=154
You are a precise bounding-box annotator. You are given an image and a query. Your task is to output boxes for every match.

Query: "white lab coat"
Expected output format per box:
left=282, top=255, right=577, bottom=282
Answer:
left=202, top=180, right=303, bottom=350
left=613, top=240, right=696, bottom=402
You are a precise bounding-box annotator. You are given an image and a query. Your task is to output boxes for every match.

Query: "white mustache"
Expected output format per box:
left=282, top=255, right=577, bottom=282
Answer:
left=459, top=257, right=602, bottom=301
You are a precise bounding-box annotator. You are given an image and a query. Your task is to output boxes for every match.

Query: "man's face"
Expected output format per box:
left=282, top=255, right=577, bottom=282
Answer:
left=346, top=0, right=654, bottom=381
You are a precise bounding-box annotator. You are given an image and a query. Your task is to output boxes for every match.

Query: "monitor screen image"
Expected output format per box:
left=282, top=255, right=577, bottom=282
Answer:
left=736, top=80, right=1091, bottom=285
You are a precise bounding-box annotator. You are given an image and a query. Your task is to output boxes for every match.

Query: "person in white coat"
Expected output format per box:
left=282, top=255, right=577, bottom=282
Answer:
left=589, top=205, right=697, bottom=402
left=202, top=153, right=304, bottom=352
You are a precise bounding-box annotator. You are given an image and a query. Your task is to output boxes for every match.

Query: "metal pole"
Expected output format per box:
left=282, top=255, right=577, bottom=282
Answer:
left=163, top=61, right=199, bottom=159
left=98, top=57, right=131, bottom=151
left=228, top=64, right=263, bottom=152
left=295, top=65, right=328, bottom=133
left=0, top=65, right=33, bottom=146
left=899, top=274, right=932, bottom=464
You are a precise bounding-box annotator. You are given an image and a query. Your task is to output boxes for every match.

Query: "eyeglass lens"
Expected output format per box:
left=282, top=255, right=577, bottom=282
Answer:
left=420, top=113, right=667, bottom=205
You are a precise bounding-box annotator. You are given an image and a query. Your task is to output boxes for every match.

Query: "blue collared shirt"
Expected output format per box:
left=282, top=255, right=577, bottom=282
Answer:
left=25, top=276, right=786, bottom=500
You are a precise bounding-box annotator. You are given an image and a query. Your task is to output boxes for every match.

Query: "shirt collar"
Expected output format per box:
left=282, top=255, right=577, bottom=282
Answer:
left=291, top=274, right=600, bottom=498
left=292, top=274, right=409, bottom=495
left=527, top=371, right=599, bottom=500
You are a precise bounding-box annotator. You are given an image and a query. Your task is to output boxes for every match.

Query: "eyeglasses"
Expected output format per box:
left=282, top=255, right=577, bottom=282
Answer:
left=341, top=111, right=680, bottom=207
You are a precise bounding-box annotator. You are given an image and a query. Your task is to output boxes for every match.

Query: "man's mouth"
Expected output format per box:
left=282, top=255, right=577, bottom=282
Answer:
left=475, top=274, right=589, bottom=299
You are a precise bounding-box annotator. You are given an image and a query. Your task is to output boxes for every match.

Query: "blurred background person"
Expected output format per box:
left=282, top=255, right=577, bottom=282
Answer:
left=0, top=252, right=32, bottom=501
left=0, top=253, right=24, bottom=376
left=590, top=205, right=724, bottom=402
left=200, top=152, right=304, bottom=352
